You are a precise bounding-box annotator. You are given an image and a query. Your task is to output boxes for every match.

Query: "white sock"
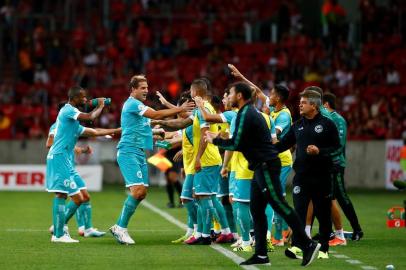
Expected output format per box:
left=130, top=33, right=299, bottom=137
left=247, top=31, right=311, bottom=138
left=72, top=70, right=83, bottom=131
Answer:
left=266, top=230, right=271, bottom=240
left=193, top=224, right=198, bottom=233
left=242, top=240, right=251, bottom=247
left=335, top=229, right=344, bottom=239
left=186, top=228, right=193, bottom=237
left=221, top=228, right=231, bottom=234
left=232, top=232, right=239, bottom=239
left=195, top=232, right=202, bottom=238
left=305, top=225, right=311, bottom=238
left=202, top=233, right=210, bottom=238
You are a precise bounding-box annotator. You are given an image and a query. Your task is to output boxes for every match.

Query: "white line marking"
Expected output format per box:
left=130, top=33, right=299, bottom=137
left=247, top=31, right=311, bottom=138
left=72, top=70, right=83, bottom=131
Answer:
left=346, top=259, right=362, bottom=264
left=5, top=228, right=179, bottom=232
left=361, top=266, right=378, bottom=270
left=332, top=254, right=350, bottom=259
left=142, top=200, right=259, bottom=270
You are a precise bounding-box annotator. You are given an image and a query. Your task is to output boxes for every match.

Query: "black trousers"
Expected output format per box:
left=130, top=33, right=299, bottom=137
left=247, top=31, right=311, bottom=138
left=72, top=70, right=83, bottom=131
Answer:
left=292, top=172, right=333, bottom=252
left=250, top=158, right=311, bottom=256
left=333, top=166, right=362, bottom=232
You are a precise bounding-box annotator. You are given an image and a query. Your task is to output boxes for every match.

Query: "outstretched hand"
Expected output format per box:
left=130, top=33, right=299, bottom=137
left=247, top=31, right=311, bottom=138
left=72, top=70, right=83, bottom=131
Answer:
left=193, top=96, right=204, bottom=107
left=180, top=100, right=195, bottom=112
left=156, top=91, right=168, bottom=105
left=204, top=131, right=219, bottom=143
left=228, top=64, right=243, bottom=78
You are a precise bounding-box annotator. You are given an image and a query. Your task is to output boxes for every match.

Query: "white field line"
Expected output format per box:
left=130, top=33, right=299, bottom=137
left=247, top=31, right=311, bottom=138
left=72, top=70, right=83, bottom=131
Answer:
left=142, top=200, right=259, bottom=270
left=5, top=228, right=179, bottom=232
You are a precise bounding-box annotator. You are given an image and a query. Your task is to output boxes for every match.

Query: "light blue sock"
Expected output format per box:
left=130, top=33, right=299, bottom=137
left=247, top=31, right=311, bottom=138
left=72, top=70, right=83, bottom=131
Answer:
left=265, top=204, right=274, bottom=232
left=224, top=203, right=236, bottom=233
left=211, top=195, right=229, bottom=230
left=81, top=202, right=93, bottom=229
left=197, top=202, right=203, bottom=234
left=75, top=205, right=85, bottom=228
left=117, top=196, right=140, bottom=228
left=236, top=202, right=251, bottom=242
left=64, top=200, right=80, bottom=225
left=184, top=200, right=197, bottom=229
left=53, top=197, right=66, bottom=238
left=199, top=198, right=214, bottom=235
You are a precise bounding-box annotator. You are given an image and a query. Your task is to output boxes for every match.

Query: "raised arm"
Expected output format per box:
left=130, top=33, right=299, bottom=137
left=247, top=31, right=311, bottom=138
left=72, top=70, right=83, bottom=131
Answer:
left=194, top=97, right=224, bottom=123
left=228, top=64, right=267, bottom=104
left=77, top=98, right=105, bottom=121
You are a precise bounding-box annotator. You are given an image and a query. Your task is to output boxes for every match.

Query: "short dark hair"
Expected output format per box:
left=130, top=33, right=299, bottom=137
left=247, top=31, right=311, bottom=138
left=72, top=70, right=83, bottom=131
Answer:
left=323, top=92, right=336, bottom=110
left=129, top=74, right=147, bottom=90
left=274, top=84, right=290, bottom=102
left=211, top=95, right=222, bottom=111
left=177, top=91, right=192, bottom=106
left=300, top=89, right=322, bottom=107
left=231, top=82, right=252, bottom=101
left=68, top=86, right=84, bottom=100
left=191, top=78, right=210, bottom=96
left=304, top=86, right=323, bottom=98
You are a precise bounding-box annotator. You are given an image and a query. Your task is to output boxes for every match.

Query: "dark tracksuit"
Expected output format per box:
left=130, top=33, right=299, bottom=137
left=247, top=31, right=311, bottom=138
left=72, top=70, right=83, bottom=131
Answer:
left=275, top=112, right=340, bottom=253
left=213, top=103, right=312, bottom=257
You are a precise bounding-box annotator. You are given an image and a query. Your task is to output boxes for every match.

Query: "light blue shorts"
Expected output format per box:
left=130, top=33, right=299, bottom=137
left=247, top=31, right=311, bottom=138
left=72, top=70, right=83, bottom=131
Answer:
left=181, top=174, right=194, bottom=200
left=232, top=179, right=252, bottom=202
left=217, top=174, right=229, bottom=197
left=46, top=153, right=80, bottom=196
left=280, top=166, right=292, bottom=196
left=193, top=165, right=220, bottom=195
left=228, top=171, right=236, bottom=197
left=117, top=150, right=149, bottom=187
left=72, top=172, right=86, bottom=190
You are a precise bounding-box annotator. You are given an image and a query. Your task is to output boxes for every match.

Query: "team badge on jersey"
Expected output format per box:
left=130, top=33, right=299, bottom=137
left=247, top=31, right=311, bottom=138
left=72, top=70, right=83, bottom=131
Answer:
left=137, top=171, right=143, bottom=179
left=293, top=186, right=301, bottom=194
left=314, top=125, right=323, bottom=133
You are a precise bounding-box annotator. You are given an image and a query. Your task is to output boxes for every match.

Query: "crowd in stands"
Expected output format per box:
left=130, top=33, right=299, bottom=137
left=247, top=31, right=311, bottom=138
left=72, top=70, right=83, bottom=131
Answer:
left=0, top=0, right=405, bottom=140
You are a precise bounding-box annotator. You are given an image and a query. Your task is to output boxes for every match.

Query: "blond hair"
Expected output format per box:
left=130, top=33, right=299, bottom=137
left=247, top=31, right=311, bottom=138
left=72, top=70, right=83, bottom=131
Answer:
left=129, top=74, right=147, bottom=90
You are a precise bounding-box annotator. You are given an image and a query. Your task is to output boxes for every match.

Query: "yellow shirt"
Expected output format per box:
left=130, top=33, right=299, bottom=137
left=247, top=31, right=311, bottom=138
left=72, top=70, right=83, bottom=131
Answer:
left=234, top=112, right=272, bottom=180
left=192, top=101, right=222, bottom=167
left=182, top=127, right=195, bottom=175
left=271, top=107, right=293, bottom=166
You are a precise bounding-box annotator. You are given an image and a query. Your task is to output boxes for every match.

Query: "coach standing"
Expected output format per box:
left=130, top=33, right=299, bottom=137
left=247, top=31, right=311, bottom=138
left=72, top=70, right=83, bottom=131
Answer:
left=275, top=89, right=340, bottom=259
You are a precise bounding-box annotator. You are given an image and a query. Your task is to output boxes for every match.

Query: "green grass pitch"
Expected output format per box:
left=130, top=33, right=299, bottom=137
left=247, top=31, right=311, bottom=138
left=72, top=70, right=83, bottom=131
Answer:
left=0, top=186, right=405, bottom=270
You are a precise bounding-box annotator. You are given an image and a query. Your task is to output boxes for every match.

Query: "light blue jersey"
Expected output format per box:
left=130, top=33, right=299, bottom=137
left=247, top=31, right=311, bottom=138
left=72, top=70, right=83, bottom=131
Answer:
left=49, top=104, right=85, bottom=156
left=220, top=110, right=237, bottom=125
left=117, top=97, right=153, bottom=152
left=49, top=122, right=83, bottom=166
left=46, top=104, right=85, bottom=195
left=273, top=110, right=291, bottom=139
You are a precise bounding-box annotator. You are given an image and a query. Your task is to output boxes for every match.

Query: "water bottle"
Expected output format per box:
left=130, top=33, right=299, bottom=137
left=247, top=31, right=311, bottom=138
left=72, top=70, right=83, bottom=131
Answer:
left=155, top=141, right=172, bottom=150
left=88, top=98, right=111, bottom=107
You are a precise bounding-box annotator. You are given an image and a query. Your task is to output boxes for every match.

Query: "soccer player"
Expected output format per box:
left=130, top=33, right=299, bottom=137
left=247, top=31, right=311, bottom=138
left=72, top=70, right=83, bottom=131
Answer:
left=267, top=84, right=293, bottom=247
left=156, top=79, right=234, bottom=245
left=155, top=91, right=198, bottom=243
left=205, top=82, right=320, bottom=266
left=323, top=92, right=363, bottom=243
left=109, top=74, right=194, bottom=245
left=47, top=113, right=106, bottom=238
left=46, top=86, right=120, bottom=243
left=194, top=91, right=238, bottom=241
